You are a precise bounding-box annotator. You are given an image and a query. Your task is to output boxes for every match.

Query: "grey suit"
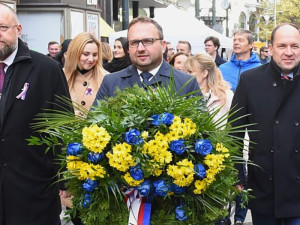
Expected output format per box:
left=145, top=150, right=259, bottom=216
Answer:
left=94, top=60, right=200, bottom=102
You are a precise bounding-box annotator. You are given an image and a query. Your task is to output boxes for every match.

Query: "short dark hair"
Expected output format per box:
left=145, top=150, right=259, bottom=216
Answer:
left=128, top=16, right=164, bottom=40
left=270, top=23, right=300, bottom=45
left=204, top=36, right=220, bottom=50
left=259, top=46, right=268, bottom=53
left=178, top=40, right=191, bottom=51
left=234, top=29, right=255, bottom=44
left=48, top=41, right=58, bottom=48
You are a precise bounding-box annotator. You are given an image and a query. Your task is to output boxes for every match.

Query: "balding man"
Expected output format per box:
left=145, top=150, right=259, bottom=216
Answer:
left=0, top=3, right=71, bottom=225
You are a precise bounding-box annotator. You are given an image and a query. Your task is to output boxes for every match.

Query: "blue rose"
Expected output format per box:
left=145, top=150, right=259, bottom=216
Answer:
left=137, top=180, right=152, bottom=196
left=82, top=193, right=92, bottom=208
left=194, top=163, right=206, bottom=179
left=175, top=205, right=188, bottom=221
left=170, top=140, right=186, bottom=155
left=151, top=114, right=160, bottom=126
left=153, top=180, right=171, bottom=197
left=67, top=142, right=83, bottom=156
left=195, top=139, right=213, bottom=156
left=160, top=112, right=174, bottom=125
left=129, top=164, right=144, bottom=181
left=172, top=184, right=185, bottom=195
left=87, top=152, right=104, bottom=163
left=125, top=129, right=143, bottom=145
left=82, top=179, right=98, bottom=192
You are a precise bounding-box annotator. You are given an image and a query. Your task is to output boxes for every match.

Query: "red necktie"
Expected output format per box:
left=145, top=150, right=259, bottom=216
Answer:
left=281, top=75, right=291, bottom=80
left=0, top=63, right=6, bottom=92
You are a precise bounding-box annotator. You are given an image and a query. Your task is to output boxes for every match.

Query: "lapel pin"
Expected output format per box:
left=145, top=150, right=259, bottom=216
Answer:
left=16, top=82, right=29, bottom=100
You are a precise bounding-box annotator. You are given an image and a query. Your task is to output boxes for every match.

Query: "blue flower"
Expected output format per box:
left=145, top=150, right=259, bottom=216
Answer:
left=160, top=112, right=174, bottom=125
left=67, top=142, right=83, bottom=156
left=82, top=179, right=98, bottom=192
left=151, top=113, right=174, bottom=126
left=87, top=152, right=104, bottom=163
left=125, top=129, right=143, bottom=145
left=129, top=164, right=144, bottom=181
left=194, top=163, right=206, bottom=179
left=170, top=140, right=186, bottom=155
left=153, top=180, right=171, bottom=197
left=175, top=205, right=188, bottom=221
left=172, top=184, right=185, bottom=195
left=82, top=193, right=92, bottom=208
left=195, top=139, right=213, bottom=156
left=137, top=180, right=152, bottom=196
left=151, top=114, right=160, bottom=126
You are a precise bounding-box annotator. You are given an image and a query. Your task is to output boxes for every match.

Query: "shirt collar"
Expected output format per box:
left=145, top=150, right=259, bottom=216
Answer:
left=281, top=72, right=293, bottom=80
left=137, top=61, right=163, bottom=81
left=0, top=46, right=18, bottom=72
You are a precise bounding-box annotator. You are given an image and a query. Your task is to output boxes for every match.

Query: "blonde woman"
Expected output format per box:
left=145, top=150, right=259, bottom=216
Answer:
left=64, top=32, right=107, bottom=116
left=101, top=41, right=113, bottom=67
left=185, top=53, right=233, bottom=124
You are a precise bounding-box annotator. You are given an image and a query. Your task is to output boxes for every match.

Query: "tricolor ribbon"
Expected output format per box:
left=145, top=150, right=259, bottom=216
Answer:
left=16, top=82, right=29, bottom=100
left=124, top=188, right=152, bottom=225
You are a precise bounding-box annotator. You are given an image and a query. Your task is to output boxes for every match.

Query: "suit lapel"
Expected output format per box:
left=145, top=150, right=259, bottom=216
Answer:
left=148, top=61, right=170, bottom=86
left=4, top=63, right=33, bottom=119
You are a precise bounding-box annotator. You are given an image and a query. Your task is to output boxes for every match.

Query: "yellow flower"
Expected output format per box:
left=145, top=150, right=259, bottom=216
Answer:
left=194, top=180, right=207, bottom=194
left=141, top=131, right=149, bottom=139
left=106, top=143, right=135, bottom=172
left=123, top=172, right=144, bottom=186
left=167, top=159, right=194, bottom=187
left=78, top=163, right=106, bottom=180
left=82, top=124, right=111, bottom=153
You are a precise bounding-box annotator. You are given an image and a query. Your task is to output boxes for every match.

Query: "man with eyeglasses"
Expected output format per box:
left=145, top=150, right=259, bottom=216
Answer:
left=94, top=16, right=200, bottom=101
left=204, top=36, right=226, bottom=67
left=259, top=46, right=271, bottom=64
left=0, top=3, right=71, bottom=225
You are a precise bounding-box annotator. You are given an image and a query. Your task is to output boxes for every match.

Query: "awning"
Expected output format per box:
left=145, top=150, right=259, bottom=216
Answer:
left=100, top=17, right=115, bottom=37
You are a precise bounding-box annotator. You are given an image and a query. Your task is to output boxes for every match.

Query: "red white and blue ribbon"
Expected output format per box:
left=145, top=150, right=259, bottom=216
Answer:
left=125, top=188, right=152, bottom=225
left=16, top=82, right=29, bottom=100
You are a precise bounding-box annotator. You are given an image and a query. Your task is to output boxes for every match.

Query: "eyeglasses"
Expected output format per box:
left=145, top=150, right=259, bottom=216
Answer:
left=0, top=25, right=18, bottom=32
left=128, top=38, right=162, bottom=48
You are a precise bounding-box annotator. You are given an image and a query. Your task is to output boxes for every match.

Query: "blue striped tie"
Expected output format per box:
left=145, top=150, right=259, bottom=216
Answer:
left=141, top=72, right=153, bottom=85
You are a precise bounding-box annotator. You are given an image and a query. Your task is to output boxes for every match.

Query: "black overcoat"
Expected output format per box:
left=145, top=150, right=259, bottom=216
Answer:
left=0, top=39, right=71, bottom=225
left=231, top=59, right=300, bottom=218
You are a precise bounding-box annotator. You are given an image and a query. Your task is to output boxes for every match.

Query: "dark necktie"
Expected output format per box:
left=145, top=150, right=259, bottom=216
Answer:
left=0, top=63, right=6, bottom=92
left=141, top=72, right=153, bottom=86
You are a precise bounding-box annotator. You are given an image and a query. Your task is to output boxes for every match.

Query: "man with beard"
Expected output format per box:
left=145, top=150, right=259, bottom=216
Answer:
left=94, top=16, right=200, bottom=101
left=0, top=3, right=71, bottom=225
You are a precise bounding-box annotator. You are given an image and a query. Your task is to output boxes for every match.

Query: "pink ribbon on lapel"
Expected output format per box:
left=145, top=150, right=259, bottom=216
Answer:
left=16, top=82, right=29, bottom=100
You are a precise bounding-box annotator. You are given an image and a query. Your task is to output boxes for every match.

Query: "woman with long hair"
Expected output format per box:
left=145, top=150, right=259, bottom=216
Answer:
left=64, top=32, right=107, bottom=116
left=104, top=37, right=131, bottom=72
left=185, top=53, right=233, bottom=124
left=101, top=41, right=113, bottom=68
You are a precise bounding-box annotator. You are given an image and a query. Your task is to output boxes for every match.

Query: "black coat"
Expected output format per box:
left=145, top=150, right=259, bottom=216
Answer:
left=230, top=59, right=300, bottom=218
left=0, top=39, right=71, bottom=225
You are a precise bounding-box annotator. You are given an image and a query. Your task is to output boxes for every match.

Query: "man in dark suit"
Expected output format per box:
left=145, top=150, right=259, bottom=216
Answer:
left=0, top=3, right=71, bottom=225
left=231, top=23, right=300, bottom=225
left=94, top=16, right=200, bottom=101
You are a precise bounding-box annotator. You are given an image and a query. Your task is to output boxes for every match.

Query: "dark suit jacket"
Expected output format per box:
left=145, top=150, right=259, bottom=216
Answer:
left=94, top=60, right=200, bottom=102
left=230, top=59, right=300, bottom=217
left=0, top=39, right=71, bottom=225
left=215, top=54, right=226, bottom=67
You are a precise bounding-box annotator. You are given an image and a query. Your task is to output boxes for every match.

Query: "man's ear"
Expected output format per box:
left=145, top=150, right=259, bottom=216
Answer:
left=17, top=24, right=22, bottom=37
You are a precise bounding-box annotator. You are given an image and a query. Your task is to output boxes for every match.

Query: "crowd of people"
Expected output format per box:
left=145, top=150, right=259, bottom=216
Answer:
left=1, top=2, right=300, bottom=225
